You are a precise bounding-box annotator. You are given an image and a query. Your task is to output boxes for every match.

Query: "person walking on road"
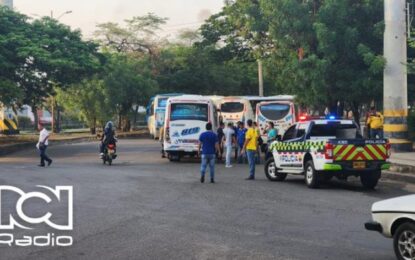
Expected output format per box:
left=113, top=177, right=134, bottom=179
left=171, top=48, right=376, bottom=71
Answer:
left=223, top=122, right=235, bottom=168
left=264, top=122, right=278, bottom=143
left=241, top=119, right=258, bottom=180
left=253, top=121, right=262, bottom=164
left=236, top=121, right=247, bottom=164
left=160, top=126, right=166, bottom=158
left=198, top=123, right=219, bottom=183
left=367, top=107, right=384, bottom=139
left=36, top=123, right=52, bottom=167
left=216, top=122, right=225, bottom=161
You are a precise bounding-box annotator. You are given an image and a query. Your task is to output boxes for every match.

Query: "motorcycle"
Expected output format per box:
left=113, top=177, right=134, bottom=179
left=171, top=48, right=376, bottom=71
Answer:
left=102, top=143, right=117, bottom=166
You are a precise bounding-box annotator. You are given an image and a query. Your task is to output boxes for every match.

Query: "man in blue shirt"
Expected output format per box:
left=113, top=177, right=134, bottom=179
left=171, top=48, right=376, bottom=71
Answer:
left=198, top=123, right=219, bottom=183
left=236, top=121, right=248, bottom=164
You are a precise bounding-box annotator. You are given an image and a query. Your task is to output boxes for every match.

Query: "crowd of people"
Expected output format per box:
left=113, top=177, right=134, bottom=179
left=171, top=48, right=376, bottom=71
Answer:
left=198, top=119, right=278, bottom=183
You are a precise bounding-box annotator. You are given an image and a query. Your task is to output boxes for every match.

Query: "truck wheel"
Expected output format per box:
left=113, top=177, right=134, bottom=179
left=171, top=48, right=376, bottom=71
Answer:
left=360, top=171, right=380, bottom=189
left=393, top=222, right=415, bottom=260
left=304, top=161, right=320, bottom=189
left=264, top=158, right=287, bottom=182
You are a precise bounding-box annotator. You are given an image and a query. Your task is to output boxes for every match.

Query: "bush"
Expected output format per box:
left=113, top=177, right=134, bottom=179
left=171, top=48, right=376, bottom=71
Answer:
left=17, top=116, right=33, bottom=130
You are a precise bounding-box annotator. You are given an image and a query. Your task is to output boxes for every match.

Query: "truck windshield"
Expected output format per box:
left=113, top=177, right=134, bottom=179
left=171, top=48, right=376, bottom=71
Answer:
left=259, top=104, right=290, bottom=121
left=221, top=102, right=244, bottom=113
left=310, top=122, right=360, bottom=139
left=170, top=103, right=208, bottom=121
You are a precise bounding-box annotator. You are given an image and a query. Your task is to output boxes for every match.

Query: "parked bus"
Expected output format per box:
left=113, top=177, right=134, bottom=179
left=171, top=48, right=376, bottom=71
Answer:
left=147, top=94, right=182, bottom=139
left=163, top=95, right=218, bottom=161
left=256, top=100, right=297, bottom=144
left=245, top=95, right=295, bottom=114
left=217, top=96, right=254, bottom=125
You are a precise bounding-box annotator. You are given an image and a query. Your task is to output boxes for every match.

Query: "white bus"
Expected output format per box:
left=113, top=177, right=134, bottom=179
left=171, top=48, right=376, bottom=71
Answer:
left=217, top=96, right=254, bottom=125
left=245, top=95, right=295, bottom=114
left=148, top=94, right=182, bottom=139
left=256, top=100, right=297, bottom=143
left=163, top=95, right=218, bottom=161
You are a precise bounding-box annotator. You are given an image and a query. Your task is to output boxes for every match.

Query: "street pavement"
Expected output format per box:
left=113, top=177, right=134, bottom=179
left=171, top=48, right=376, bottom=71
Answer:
left=0, top=139, right=414, bottom=260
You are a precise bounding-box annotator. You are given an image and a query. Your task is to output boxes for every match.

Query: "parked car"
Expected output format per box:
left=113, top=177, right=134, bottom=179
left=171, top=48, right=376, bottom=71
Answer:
left=365, top=195, right=415, bottom=260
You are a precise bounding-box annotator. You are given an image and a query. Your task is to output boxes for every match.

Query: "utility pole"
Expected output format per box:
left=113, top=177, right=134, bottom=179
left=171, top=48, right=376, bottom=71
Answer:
left=258, top=59, right=264, bottom=97
left=48, top=10, right=72, bottom=133
left=384, top=0, right=412, bottom=151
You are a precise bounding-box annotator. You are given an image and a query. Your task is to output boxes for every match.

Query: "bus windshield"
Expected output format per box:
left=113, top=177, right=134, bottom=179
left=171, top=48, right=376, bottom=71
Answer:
left=158, top=98, right=169, bottom=108
left=221, top=102, right=244, bottom=113
left=170, top=103, right=208, bottom=121
left=259, top=103, right=290, bottom=121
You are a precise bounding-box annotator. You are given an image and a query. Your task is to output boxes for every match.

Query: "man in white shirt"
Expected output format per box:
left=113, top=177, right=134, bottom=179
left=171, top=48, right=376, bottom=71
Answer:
left=36, top=123, right=52, bottom=167
left=223, top=122, right=235, bottom=168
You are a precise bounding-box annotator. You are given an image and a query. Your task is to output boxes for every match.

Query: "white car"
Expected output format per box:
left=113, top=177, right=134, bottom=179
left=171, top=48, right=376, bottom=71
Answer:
left=365, top=195, right=415, bottom=260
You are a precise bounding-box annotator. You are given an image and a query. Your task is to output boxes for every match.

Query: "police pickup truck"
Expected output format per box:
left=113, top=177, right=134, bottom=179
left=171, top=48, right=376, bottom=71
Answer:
left=264, top=118, right=391, bottom=189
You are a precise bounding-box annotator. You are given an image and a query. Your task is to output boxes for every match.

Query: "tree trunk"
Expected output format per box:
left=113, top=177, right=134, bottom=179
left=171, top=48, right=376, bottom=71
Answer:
left=118, top=112, right=122, bottom=130
left=133, top=105, right=139, bottom=130
left=352, top=102, right=361, bottom=127
left=32, top=105, right=39, bottom=131
left=90, top=117, right=96, bottom=135
left=56, top=105, right=61, bottom=133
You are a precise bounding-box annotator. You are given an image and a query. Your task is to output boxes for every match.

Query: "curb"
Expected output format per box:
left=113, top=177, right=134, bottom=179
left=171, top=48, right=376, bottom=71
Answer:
left=389, top=163, right=415, bottom=174
left=0, top=131, right=148, bottom=157
left=382, top=170, right=415, bottom=185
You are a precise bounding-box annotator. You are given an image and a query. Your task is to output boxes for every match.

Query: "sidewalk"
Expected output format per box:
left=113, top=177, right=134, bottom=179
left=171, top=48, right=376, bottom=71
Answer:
left=390, top=153, right=415, bottom=168
left=385, top=152, right=415, bottom=184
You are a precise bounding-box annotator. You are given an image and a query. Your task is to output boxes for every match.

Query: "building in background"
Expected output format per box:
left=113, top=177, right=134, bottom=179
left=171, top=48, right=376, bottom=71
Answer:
left=0, top=0, right=13, bottom=8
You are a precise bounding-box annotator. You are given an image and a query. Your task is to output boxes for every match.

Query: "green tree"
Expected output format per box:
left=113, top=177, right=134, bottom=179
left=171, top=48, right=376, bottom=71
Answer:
left=0, top=7, right=27, bottom=105
left=17, top=16, right=102, bottom=128
left=201, top=0, right=385, bottom=122
left=103, top=53, right=158, bottom=131
left=56, top=78, right=110, bottom=134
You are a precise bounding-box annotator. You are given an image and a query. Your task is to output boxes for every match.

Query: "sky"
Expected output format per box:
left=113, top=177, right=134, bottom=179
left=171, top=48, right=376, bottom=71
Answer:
left=13, top=0, right=224, bottom=39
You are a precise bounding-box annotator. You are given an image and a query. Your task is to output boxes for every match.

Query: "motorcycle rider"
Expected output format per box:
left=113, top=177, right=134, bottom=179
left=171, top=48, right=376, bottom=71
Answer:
left=100, top=121, right=117, bottom=158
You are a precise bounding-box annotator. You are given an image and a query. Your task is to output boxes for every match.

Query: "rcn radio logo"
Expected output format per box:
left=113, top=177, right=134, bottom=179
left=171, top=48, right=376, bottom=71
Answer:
left=0, top=185, right=73, bottom=247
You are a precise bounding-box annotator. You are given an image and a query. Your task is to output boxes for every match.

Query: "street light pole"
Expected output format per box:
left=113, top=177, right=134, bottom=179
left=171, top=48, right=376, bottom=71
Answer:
left=49, top=10, right=72, bottom=133
left=258, top=59, right=264, bottom=97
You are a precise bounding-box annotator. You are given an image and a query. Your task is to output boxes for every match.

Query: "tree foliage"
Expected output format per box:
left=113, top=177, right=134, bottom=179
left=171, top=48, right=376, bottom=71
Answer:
left=199, top=0, right=385, bottom=119
left=0, top=7, right=102, bottom=128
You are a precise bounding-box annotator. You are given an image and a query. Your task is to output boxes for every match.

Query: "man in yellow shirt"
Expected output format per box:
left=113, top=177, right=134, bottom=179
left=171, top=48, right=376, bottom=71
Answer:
left=366, top=107, right=384, bottom=139
left=242, top=119, right=258, bottom=180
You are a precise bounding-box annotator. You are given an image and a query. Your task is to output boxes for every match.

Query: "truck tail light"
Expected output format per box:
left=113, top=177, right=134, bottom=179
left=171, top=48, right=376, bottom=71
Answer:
left=325, top=143, right=334, bottom=160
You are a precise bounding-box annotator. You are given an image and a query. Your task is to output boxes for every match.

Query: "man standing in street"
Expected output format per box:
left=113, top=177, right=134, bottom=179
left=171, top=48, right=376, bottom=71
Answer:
left=367, top=107, right=384, bottom=139
left=36, top=123, right=52, bottom=167
left=241, top=119, right=258, bottom=180
left=236, top=121, right=247, bottom=164
left=198, top=123, right=219, bottom=183
left=223, top=122, right=235, bottom=168
left=216, top=122, right=225, bottom=161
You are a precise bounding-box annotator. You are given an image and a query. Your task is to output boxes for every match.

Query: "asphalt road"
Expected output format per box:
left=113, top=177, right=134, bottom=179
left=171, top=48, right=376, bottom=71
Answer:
left=0, top=139, right=414, bottom=260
